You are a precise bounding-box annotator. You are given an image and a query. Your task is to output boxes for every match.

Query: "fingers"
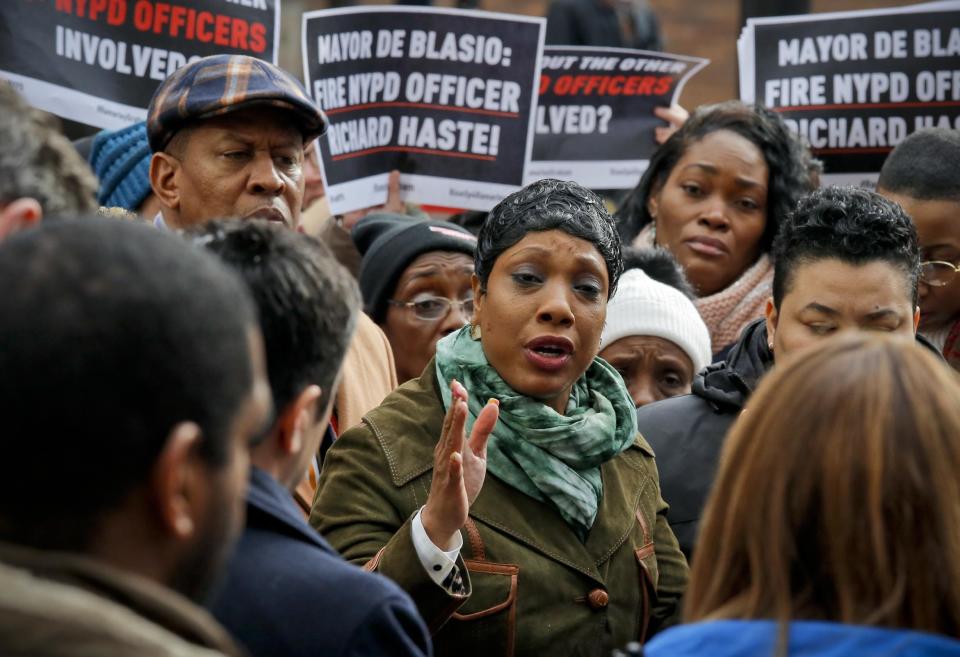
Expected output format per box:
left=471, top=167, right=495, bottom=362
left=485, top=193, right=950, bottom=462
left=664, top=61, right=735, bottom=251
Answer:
left=468, top=398, right=499, bottom=459
left=438, top=380, right=468, bottom=462
left=383, top=169, right=404, bottom=213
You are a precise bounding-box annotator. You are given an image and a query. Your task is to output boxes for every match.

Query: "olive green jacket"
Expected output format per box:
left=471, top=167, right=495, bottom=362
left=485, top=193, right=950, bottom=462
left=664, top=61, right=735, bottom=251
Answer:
left=311, top=365, right=688, bottom=657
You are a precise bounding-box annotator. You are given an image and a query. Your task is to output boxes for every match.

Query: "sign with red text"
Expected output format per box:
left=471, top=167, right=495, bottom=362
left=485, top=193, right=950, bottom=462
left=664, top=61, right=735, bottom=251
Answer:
left=0, top=0, right=279, bottom=130
left=527, top=46, right=707, bottom=189
left=739, top=2, right=960, bottom=186
left=302, top=7, right=545, bottom=214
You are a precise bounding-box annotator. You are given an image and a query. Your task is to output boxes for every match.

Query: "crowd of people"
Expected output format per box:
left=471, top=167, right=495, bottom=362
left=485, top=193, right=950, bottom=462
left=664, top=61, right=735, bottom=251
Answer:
left=0, top=38, right=958, bottom=657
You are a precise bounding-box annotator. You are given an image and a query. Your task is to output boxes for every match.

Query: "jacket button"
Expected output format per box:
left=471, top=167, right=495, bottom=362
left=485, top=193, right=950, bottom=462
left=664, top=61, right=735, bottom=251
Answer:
left=587, top=588, right=609, bottom=609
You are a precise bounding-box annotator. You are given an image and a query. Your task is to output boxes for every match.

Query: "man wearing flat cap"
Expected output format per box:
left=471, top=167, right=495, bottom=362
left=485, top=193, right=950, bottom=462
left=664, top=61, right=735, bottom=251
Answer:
left=147, top=54, right=326, bottom=230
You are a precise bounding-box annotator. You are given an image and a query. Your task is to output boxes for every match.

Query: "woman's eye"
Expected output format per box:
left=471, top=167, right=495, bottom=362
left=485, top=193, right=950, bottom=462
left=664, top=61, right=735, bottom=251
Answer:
left=661, top=372, right=684, bottom=388
left=275, top=154, right=299, bottom=168
left=413, top=298, right=444, bottom=312
left=808, top=324, right=835, bottom=336
left=224, top=150, right=248, bottom=160
left=575, top=282, right=601, bottom=298
left=738, top=198, right=761, bottom=211
left=681, top=182, right=703, bottom=196
left=511, top=272, right=541, bottom=287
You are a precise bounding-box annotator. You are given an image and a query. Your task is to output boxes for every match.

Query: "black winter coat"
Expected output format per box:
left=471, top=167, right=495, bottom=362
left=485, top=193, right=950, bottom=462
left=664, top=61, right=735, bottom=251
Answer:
left=635, top=319, right=772, bottom=562
left=636, top=318, right=945, bottom=562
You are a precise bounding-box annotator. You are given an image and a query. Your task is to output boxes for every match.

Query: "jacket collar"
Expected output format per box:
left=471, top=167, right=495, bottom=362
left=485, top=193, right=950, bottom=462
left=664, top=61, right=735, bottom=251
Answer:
left=693, top=318, right=772, bottom=410
left=246, top=467, right=337, bottom=556
left=0, top=540, right=243, bottom=655
left=364, top=364, right=654, bottom=584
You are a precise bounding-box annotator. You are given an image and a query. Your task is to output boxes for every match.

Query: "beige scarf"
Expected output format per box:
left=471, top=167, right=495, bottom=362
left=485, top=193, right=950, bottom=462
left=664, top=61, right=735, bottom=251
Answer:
left=633, top=225, right=773, bottom=353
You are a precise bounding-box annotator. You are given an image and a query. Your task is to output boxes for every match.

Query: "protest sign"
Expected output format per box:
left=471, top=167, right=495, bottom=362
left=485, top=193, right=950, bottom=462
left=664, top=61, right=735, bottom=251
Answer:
left=0, top=0, right=280, bottom=130
left=302, top=6, right=544, bottom=214
left=527, top=46, right=707, bottom=189
left=739, top=2, right=960, bottom=185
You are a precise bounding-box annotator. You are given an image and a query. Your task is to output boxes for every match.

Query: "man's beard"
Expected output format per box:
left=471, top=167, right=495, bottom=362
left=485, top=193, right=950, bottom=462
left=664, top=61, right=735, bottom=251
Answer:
left=168, top=486, right=242, bottom=604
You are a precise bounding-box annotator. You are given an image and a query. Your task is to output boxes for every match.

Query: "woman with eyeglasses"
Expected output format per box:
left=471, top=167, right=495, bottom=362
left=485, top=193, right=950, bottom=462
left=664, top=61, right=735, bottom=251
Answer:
left=877, top=127, right=960, bottom=372
left=353, top=213, right=479, bottom=384
left=313, top=179, right=688, bottom=657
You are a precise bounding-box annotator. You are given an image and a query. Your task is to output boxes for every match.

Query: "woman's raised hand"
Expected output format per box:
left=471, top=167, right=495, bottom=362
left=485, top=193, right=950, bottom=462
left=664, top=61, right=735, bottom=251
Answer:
left=421, top=380, right=499, bottom=550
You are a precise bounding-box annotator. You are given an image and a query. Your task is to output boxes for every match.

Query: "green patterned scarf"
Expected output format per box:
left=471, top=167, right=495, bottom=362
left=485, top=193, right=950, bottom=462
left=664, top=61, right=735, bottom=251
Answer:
left=435, top=326, right=638, bottom=541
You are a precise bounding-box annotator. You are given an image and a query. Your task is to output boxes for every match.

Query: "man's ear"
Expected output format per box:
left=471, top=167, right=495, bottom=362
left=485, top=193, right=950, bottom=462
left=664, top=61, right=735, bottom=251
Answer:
left=913, top=306, right=921, bottom=333
left=470, top=273, right=483, bottom=323
left=149, top=152, right=182, bottom=212
left=764, top=297, right=778, bottom=350
left=151, top=422, right=203, bottom=540
left=277, top=385, right=322, bottom=457
left=0, top=198, right=42, bottom=242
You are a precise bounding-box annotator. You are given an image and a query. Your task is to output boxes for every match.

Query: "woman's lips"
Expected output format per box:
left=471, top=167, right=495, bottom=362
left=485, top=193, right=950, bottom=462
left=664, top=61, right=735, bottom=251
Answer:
left=523, top=336, right=574, bottom=372
left=685, top=235, right=729, bottom=257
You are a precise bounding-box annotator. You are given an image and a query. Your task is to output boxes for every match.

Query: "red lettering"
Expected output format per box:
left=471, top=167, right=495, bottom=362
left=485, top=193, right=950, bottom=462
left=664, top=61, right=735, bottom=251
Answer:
left=169, top=5, right=187, bottom=37
left=55, top=0, right=72, bottom=12
left=214, top=14, right=230, bottom=47
left=196, top=11, right=214, bottom=42
left=133, top=0, right=151, bottom=30
left=89, top=0, right=107, bottom=20
left=608, top=76, right=623, bottom=94
left=249, top=22, right=267, bottom=54
left=554, top=75, right=572, bottom=95
left=538, top=74, right=550, bottom=95
left=107, top=0, right=126, bottom=25
left=153, top=1, right=170, bottom=33
left=230, top=18, right=248, bottom=49
left=655, top=77, right=672, bottom=95
left=186, top=6, right=197, bottom=39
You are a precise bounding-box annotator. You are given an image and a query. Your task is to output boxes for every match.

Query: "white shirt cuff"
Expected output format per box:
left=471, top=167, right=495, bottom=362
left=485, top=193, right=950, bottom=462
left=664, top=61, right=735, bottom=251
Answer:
left=411, top=507, right=462, bottom=587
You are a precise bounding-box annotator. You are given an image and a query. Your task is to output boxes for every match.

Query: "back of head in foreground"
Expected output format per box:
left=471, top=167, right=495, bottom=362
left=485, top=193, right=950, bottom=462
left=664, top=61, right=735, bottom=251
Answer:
left=0, top=83, right=98, bottom=238
left=0, top=217, right=267, bottom=600
left=687, top=334, right=960, bottom=637
left=192, top=220, right=361, bottom=489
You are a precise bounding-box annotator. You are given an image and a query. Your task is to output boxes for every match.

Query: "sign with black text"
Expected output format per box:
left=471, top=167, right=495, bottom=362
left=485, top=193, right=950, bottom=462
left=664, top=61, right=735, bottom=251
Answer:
left=0, top=0, right=280, bottom=130
left=739, top=2, right=960, bottom=185
left=302, top=6, right=545, bottom=214
left=528, top=46, right=707, bottom=188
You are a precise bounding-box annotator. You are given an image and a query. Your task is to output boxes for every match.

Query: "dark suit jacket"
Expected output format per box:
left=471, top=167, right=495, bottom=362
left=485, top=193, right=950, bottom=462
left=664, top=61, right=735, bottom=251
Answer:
left=209, top=467, right=431, bottom=657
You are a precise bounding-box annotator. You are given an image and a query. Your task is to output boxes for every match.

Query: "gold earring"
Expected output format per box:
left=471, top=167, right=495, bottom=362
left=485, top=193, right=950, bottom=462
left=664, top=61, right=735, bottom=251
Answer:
left=470, top=323, right=482, bottom=340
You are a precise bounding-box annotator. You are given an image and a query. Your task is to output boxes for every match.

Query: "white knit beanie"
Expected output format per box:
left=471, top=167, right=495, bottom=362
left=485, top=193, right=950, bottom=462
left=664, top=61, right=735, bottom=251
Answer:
left=600, top=269, right=712, bottom=373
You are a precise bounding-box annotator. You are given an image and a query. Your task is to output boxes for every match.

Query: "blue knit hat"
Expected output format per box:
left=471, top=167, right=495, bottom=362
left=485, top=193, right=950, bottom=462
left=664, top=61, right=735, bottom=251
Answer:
left=89, top=122, right=152, bottom=211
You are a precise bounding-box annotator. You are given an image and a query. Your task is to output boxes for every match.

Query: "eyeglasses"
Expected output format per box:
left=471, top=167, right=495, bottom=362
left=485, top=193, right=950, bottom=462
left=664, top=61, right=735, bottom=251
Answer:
left=920, top=261, right=960, bottom=287
left=388, top=296, right=475, bottom=321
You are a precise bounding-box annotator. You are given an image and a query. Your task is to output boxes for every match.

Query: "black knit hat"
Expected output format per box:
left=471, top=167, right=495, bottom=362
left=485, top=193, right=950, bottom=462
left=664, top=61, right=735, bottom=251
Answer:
left=352, top=213, right=478, bottom=322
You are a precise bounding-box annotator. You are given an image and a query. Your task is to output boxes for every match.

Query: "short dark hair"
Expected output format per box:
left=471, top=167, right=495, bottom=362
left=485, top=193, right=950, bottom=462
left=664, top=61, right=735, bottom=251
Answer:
left=0, top=83, right=98, bottom=216
left=193, top=220, right=361, bottom=415
left=476, top=179, right=623, bottom=297
left=878, top=128, right=960, bottom=202
left=621, top=246, right=694, bottom=298
left=772, top=186, right=921, bottom=309
left=0, top=217, right=258, bottom=550
left=615, top=101, right=816, bottom=250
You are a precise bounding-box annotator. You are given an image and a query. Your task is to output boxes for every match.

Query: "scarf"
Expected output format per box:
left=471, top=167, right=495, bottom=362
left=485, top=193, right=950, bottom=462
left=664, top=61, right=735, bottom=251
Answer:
left=633, top=225, right=773, bottom=354
left=435, top=327, right=638, bottom=540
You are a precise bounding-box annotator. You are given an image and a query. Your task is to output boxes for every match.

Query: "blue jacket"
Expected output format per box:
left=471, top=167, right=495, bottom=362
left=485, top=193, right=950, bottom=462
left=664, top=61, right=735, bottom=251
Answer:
left=209, top=467, right=431, bottom=657
left=644, top=620, right=960, bottom=657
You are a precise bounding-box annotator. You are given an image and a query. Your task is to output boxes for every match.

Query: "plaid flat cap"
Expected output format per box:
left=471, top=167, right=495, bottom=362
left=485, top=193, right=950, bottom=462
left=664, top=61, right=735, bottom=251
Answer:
left=147, top=55, right=326, bottom=152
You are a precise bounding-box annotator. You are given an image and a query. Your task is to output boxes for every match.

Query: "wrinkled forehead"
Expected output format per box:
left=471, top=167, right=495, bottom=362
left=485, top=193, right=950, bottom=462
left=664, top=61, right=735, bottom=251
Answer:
left=183, top=107, right=306, bottom=147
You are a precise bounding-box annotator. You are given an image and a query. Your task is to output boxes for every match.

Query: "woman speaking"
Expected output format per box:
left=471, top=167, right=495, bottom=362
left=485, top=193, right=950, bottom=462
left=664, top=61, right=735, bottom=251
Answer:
left=311, top=179, right=687, bottom=657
